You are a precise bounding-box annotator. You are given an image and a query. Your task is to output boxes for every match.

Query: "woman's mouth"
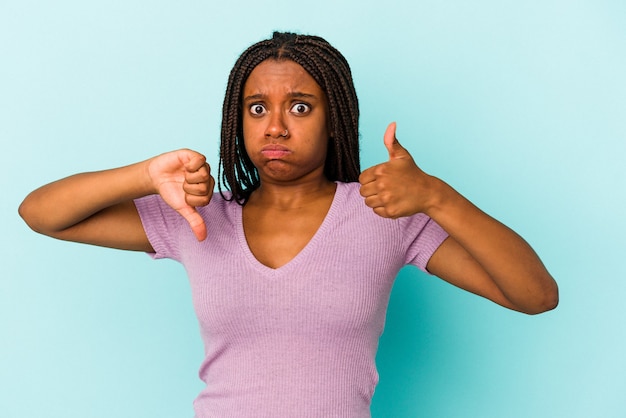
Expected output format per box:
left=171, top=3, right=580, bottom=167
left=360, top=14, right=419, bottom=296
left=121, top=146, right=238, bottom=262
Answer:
left=261, top=145, right=292, bottom=159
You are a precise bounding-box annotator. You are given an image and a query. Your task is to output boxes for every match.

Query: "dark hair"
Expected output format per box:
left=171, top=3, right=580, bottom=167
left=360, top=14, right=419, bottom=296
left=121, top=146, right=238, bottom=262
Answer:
left=218, top=31, right=360, bottom=204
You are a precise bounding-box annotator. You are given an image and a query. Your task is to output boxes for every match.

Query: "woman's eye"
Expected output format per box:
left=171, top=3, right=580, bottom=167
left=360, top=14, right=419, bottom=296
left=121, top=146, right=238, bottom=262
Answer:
left=250, top=104, right=267, bottom=115
left=290, top=103, right=310, bottom=114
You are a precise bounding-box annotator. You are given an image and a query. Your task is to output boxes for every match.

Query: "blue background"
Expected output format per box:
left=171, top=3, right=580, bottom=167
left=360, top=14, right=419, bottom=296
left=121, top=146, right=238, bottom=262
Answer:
left=2, top=1, right=625, bottom=417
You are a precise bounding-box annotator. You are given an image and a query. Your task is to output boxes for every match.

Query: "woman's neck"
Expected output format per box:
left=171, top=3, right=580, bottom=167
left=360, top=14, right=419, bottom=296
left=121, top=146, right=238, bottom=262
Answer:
left=247, top=178, right=336, bottom=210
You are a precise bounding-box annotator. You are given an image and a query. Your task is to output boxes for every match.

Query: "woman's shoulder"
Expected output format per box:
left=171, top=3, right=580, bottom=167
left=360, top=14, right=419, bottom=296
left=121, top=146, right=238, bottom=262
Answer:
left=201, top=191, right=250, bottom=232
left=335, top=181, right=436, bottom=226
left=198, top=190, right=238, bottom=215
left=335, top=181, right=361, bottom=201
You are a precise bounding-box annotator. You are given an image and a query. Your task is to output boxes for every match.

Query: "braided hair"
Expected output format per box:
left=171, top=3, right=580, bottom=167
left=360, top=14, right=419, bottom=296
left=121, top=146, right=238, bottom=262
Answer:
left=218, top=32, right=360, bottom=204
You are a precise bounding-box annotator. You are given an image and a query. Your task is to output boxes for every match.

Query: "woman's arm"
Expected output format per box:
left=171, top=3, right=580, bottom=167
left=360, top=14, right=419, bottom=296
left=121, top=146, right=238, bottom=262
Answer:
left=19, top=149, right=214, bottom=251
left=359, top=123, right=558, bottom=314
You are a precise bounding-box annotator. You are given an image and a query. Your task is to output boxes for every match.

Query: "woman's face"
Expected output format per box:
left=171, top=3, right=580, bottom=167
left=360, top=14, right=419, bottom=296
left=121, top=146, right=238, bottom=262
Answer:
left=242, top=59, right=330, bottom=185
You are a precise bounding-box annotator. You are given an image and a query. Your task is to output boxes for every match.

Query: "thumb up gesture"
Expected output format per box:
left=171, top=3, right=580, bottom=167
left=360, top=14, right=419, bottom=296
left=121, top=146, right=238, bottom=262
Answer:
left=147, top=149, right=214, bottom=241
left=359, top=122, right=435, bottom=219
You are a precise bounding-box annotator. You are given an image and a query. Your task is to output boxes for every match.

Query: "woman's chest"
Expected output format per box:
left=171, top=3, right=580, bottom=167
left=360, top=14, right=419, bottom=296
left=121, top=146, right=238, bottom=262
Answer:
left=180, top=217, right=405, bottom=340
left=242, top=203, right=331, bottom=269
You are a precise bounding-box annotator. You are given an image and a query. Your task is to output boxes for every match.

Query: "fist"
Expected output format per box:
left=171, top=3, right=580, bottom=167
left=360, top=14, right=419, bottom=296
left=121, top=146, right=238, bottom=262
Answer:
left=148, top=149, right=214, bottom=241
left=359, top=123, right=432, bottom=218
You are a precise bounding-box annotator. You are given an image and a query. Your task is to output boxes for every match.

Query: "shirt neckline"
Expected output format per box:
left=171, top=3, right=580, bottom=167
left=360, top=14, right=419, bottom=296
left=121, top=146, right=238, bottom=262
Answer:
left=233, top=182, right=346, bottom=277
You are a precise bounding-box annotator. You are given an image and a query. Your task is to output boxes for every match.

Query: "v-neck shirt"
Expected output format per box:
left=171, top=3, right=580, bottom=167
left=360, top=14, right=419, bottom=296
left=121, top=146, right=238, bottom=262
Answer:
left=135, top=181, right=448, bottom=417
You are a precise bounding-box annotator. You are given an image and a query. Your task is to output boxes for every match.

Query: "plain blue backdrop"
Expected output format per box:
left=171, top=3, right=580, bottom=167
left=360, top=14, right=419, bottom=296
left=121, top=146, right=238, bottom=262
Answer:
left=2, top=1, right=625, bottom=417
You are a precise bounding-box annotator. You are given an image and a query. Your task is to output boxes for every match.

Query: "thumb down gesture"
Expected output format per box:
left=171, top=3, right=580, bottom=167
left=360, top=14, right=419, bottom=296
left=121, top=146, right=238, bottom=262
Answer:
left=148, top=149, right=214, bottom=241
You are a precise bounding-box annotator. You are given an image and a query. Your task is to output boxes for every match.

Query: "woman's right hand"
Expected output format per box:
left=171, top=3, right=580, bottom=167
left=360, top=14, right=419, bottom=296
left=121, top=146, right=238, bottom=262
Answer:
left=19, top=148, right=214, bottom=251
left=147, top=149, right=214, bottom=241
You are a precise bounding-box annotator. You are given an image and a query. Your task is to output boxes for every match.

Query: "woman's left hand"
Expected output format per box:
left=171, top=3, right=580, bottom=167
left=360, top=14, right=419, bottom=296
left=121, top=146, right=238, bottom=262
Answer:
left=360, top=122, right=558, bottom=314
left=359, top=122, right=435, bottom=218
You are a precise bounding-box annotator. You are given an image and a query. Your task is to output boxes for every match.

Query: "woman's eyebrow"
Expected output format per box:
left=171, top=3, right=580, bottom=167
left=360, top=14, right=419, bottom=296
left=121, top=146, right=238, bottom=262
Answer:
left=287, top=92, right=317, bottom=100
left=242, top=93, right=264, bottom=103
left=243, top=91, right=318, bottom=103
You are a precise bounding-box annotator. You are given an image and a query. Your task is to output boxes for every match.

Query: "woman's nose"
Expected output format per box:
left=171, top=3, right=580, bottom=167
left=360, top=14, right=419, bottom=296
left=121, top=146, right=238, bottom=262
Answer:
left=265, top=113, right=288, bottom=139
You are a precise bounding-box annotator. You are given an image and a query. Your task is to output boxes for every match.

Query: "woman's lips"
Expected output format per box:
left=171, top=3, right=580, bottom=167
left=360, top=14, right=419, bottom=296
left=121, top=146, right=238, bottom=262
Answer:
left=261, top=144, right=292, bottom=159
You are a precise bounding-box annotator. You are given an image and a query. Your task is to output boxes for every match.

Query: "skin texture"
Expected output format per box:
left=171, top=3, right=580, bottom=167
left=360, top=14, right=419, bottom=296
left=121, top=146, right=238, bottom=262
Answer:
left=18, top=58, right=558, bottom=314
left=240, top=59, right=336, bottom=269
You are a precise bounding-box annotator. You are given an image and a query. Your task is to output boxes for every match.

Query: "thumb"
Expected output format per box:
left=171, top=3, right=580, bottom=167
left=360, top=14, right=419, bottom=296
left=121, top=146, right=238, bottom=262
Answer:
left=180, top=149, right=207, bottom=173
left=177, top=206, right=208, bottom=241
left=383, top=122, right=409, bottom=160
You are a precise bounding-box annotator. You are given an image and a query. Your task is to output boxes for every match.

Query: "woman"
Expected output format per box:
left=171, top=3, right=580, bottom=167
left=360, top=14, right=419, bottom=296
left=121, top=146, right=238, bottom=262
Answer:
left=19, top=32, right=558, bottom=417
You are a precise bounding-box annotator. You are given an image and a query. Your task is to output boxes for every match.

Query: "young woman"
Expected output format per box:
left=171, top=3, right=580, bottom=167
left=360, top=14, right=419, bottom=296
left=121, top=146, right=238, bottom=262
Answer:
left=19, top=32, right=558, bottom=417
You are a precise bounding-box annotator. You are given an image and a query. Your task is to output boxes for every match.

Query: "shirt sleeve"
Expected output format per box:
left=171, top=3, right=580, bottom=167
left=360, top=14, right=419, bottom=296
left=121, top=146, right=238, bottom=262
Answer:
left=401, top=214, right=449, bottom=273
left=134, top=194, right=185, bottom=262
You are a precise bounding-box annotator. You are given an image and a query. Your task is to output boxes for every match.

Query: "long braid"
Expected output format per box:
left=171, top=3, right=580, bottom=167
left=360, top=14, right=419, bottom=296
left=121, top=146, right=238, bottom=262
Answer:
left=218, top=32, right=360, bottom=204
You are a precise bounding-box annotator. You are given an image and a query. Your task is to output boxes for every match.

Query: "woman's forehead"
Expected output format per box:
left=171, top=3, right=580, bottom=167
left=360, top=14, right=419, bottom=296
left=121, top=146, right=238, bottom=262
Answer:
left=244, top=59, right=323, bottom=96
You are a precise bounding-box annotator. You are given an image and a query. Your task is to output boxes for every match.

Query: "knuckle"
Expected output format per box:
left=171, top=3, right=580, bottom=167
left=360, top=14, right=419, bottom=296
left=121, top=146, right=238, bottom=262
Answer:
left=197, top=172, right=209, bottom=182
left=379, top=191, right=393, bottom=204
left=373, top=164, right=388, bottom=176
left=196, top=183, right=209, bottom=195
left=373, top=207, right=389, bottom=218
